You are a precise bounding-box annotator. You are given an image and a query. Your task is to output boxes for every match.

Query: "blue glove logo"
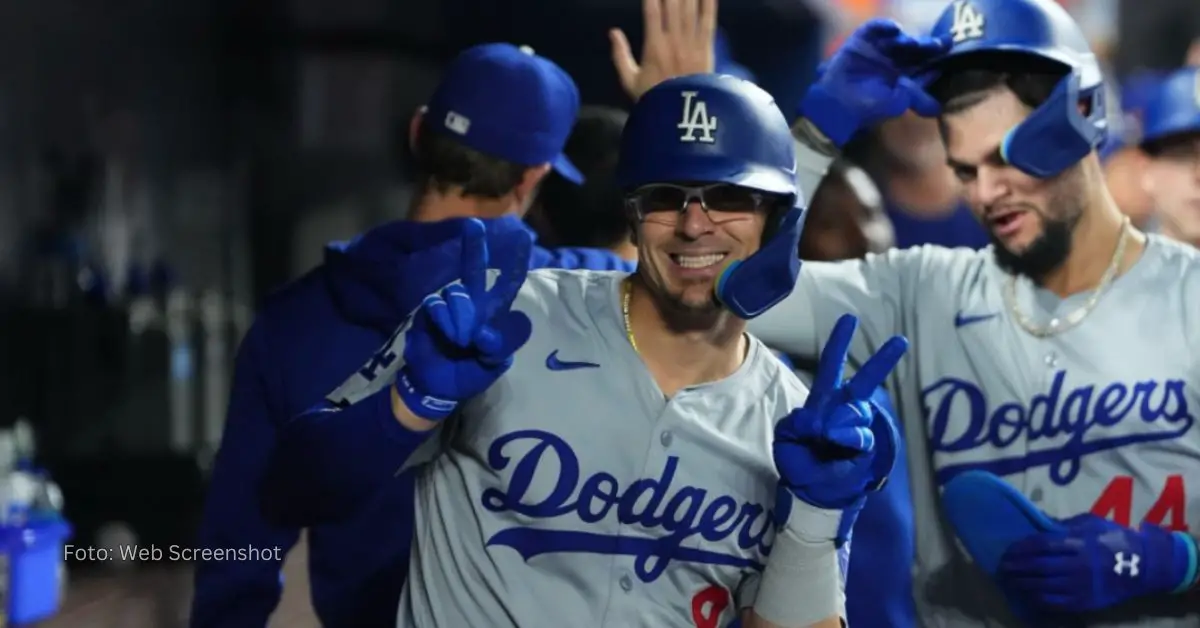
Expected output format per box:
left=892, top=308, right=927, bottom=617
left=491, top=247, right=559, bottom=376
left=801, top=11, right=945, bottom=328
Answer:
left=395, top=219, right=535, bottom=421
left=1113, top=551, right=1140, bottom=577
left=998, top=513, right=1197, bottom=613
left=772, top=314, right=908, bottom=545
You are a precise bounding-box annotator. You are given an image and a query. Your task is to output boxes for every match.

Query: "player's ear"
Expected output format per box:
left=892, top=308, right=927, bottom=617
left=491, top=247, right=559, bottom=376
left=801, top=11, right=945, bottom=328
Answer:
left=408, top=106, right=428, bottom=154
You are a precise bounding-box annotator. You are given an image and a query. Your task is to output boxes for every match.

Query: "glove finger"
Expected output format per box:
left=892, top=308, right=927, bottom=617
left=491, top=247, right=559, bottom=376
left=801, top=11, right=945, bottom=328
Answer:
left=901, top=78, right=942, bottom=117
left=442, top=284, right=477, bottom=348
left=776, top=407, right=824, bottom=441
left=880, top=34, right=948, bottom=66
left=846, top=334, right=908, bottom=400
left=856, top=18, right=901, bottom=40
left=807, top=314, right=857, bottom=408
left=423, top=294, right=457, bottom=343
left=477, top=310, right=533, bottom=365
left=824, top=425, right=874, bottom=452
left=459, top=218, right=488, bottom=302
left=998, top=557, right=1075, bottom=583
left=823, top=401, right=871, bottom=431
left=867, top=400, right=899, bottom=482
left=484, top=229, right=533, bottom=320
left=773, top=442, right=848, bottom=487
left=1061, top=513, right=1109, bottom=531
left=1003, top=532, right=1075, bottom=558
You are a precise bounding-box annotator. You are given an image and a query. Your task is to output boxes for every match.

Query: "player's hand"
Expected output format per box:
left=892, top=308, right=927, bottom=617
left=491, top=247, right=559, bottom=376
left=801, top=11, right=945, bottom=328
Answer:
left=609, top=0, right=717, bottom=102
left=394, top=219, right=534, bottom=421
left=998, top=514, right=1197, bottom=612
left=772, top=314, right=908, bottom=546
left=798, top=19, right=946, bottom=147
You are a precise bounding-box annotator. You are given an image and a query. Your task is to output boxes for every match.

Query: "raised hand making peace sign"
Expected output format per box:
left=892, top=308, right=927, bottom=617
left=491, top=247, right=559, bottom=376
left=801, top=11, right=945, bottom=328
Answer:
left=772, top=314, right=909, bottom=546
left=394, top=219, right=535, bottom=421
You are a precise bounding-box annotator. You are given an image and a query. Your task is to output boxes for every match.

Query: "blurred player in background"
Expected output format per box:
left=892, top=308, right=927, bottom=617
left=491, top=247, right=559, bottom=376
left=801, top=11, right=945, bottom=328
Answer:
left=1098, top=73, right=1162, bottom=230
left=845, top=111, right=987, bottom=249
left=800, top=160, right=894, bottom=261
left=1101, top=137, right=1156, bottom=229
left=749, top=0, right=1200, bottom=625
left=190, top=43, right=632, bottom=628
left=1139, top=67, right=1200, bottom=248
left=529, top=105, right=637, bottom=261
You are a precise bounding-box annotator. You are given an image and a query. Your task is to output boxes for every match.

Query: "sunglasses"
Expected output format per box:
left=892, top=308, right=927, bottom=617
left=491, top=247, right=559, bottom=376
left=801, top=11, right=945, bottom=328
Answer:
left=625, top=183, right=778, bottom=219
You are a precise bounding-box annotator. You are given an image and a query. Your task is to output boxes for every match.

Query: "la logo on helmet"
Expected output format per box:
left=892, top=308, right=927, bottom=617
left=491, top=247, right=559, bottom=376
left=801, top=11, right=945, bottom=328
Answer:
left=677, top=91, right=718, bottom=144
left=949, top=1, right=986, bottom=44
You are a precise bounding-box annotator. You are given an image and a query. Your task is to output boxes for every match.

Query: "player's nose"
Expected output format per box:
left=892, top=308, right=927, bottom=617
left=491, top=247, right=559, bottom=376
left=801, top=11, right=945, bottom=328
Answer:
left=676, top=201, right=717, bottom=239
left=973, top=164, right=1012, bottom=206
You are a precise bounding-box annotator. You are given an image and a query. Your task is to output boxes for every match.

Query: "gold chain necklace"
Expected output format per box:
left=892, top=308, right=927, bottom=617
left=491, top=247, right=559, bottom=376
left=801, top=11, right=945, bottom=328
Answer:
left=1004, top=216, right=1131, bottom=339
left=621, top=278, right=638, bottom=353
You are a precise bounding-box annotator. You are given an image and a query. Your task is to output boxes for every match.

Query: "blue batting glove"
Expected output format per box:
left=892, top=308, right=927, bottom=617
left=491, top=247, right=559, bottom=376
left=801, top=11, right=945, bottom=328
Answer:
left=773, top=314, right=908, bottom=546
left=394, top=219, right=534, bottom=421
left=799, top=19, right=947, bottom=147
left=998, top=513, right=1198, bottom=613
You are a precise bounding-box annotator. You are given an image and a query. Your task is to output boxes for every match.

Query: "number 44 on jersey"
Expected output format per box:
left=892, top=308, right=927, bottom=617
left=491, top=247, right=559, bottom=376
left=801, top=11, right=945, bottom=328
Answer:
left=1091, top=474, right=1188, bottom=532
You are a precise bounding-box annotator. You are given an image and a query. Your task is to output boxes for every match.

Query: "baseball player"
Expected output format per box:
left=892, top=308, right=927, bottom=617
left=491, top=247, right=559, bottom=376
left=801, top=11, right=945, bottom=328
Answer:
left=191, top=43, right=635, bottom=628
left=1139, top=66, right=1200, bottom=249
left=747, top=1, right=1200, bottom=626
left=262, top=74, right=910, bottom=628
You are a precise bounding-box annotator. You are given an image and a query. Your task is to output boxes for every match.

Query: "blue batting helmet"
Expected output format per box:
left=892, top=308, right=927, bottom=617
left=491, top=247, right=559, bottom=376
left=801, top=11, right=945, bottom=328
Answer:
left=1141, top=67, right=1200, bottom=146
left=615, top=74, right=805, bottom=320
left=919, top=0, right=1107, bottom=178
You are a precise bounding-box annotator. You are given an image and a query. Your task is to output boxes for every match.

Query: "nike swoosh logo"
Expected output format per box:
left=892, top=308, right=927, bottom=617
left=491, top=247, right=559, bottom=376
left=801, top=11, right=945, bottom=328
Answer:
left=954, top=312, right=1000, bottom=328
left=545, top=350, right=600, bottom=371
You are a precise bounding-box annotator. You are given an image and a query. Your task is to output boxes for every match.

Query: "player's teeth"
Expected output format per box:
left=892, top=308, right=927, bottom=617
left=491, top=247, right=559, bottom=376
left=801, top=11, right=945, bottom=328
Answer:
left=674, top=254, right=725, bottom=268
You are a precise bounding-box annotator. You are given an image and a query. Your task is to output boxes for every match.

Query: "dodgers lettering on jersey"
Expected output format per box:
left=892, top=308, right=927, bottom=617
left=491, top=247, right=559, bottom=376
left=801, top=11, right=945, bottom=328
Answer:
left=749, top=236, right=1200, bottom=628
left=480, top=430, right=774, bottom=583
left=390, top=270, right=816, bottom=628
left=925, top=370, right=1194, bottom=485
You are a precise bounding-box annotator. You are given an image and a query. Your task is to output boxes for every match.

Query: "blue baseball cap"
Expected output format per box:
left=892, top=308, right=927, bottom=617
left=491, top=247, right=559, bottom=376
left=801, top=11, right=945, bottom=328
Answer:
left=425, top=43, right=584, bottom=184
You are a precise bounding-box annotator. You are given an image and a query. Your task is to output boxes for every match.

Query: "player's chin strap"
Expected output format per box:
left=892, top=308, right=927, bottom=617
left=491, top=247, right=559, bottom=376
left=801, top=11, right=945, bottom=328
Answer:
left=1000, top=68, right=1106, bottom=178
left=715, top=206, right=806, bottom=319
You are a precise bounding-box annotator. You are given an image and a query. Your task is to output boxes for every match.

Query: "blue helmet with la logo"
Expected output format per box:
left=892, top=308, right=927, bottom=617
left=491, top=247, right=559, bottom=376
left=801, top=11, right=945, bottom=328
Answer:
left=615, top=73, right=805, bottom=320
left=919, top=0, right=1107, bottom=178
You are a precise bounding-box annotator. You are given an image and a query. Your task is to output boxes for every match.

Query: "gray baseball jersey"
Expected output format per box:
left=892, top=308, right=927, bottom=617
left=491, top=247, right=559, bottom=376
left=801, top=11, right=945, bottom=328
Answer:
left=749, top=236, right=1200, bottom=627
left=389, top=269, right=842, bottom=628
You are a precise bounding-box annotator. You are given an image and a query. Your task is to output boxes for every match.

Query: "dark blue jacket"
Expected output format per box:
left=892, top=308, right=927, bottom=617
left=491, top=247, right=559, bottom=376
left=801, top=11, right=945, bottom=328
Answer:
left=190, top=216, right=632, bottom=628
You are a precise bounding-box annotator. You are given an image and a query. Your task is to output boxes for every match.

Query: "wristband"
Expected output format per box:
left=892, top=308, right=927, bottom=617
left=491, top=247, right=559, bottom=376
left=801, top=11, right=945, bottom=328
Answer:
left=394, top=370, right=457, bottom=421
left=1173, top=532, right=1199, bottom=594
left=753, top=526, right=844, bottom=626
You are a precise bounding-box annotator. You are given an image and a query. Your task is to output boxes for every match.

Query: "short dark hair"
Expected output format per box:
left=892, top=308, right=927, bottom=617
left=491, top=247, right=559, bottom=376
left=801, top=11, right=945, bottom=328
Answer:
left=410, top=120, right=529, bottom=199
left=536, top=105, right=631, bottom=249
left=928, top=52, right=1066, bottom=116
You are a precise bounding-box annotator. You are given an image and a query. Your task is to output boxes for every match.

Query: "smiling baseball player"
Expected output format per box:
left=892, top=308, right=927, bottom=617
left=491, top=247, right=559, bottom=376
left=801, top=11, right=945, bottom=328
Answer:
left=746, top=1, right=1200, bottom=626
left=262, top=74, right=909, bottom=628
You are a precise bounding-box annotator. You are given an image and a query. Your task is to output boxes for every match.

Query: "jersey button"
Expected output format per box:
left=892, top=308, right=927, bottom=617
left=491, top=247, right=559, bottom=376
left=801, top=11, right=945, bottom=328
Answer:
left=619, top=574, right=633, bottom=592
left=660, top=431, right=673, bottom=448
left=1043, top=353, right=1057, bottom=368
